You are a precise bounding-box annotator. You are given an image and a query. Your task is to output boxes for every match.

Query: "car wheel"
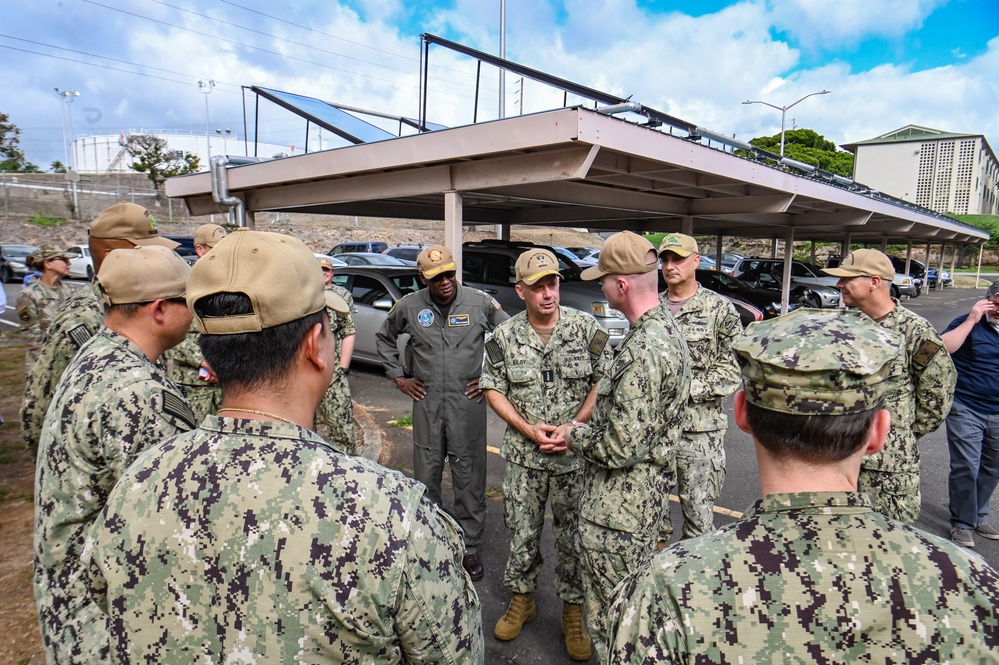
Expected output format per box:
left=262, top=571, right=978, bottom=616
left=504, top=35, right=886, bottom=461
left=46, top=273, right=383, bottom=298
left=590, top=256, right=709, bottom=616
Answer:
left=890, top=284, right=900, bottom=299
left=86, top=264, right=95, bottom=280
left=911, top=285, right=920, bottom=298
left=1, top=265, right=11, bottom=284
left=804, top=293, right=821, bottom=309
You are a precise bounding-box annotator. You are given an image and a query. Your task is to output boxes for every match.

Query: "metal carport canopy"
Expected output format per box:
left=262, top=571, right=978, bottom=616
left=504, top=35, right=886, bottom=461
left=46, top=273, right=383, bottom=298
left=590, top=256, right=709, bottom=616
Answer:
left=166, top=106, right=987, bottom=248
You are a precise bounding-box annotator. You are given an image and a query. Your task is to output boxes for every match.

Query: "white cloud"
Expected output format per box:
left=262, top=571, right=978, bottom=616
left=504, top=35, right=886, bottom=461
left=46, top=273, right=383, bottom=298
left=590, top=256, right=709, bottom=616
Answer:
left=767, top=0, right=949, bottom=49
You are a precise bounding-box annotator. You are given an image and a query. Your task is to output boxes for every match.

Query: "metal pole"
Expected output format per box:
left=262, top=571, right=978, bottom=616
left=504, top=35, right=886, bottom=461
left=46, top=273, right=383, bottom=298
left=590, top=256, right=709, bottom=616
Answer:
left=779, top=108, right=786, bottom=157
left=499, top=0, right=506, bottom=120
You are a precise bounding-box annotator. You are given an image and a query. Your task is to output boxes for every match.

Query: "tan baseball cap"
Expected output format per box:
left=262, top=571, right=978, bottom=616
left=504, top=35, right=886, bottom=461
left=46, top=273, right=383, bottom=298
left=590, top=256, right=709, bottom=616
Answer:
left=89, top=202, right=179, bottom=248
left=194, top=223, right=227, bottom=248
left=657, top=233, right=698, bottom=258
left=515, top=248, right=561, bottom=285
left=417, top=246, right=456, bottom=279
left=318, top=257, right=335, bottom=270
left=822, top=249, right=894, bottom=281
left=97, top=245, right=190, bottom=305
left=581, top=231, right=657, bottom=281
left=186, top=230, right=348, bottom=335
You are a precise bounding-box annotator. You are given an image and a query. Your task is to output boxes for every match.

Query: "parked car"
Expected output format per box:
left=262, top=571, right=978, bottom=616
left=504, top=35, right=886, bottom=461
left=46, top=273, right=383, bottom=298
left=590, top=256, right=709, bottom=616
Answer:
left=732, top=258, right=841, bottom=308
left=462, top=239, right=630, bottom=346
left=734, top=263, right=841, bottom=309
left=565, top=247, right=600, bottom=261
left=329, top=266, right=423, bottom=369
left=552, top=246, right=597, bottom=268
left=825, top=255, right=919, bottom=298
left=328, top=241, right=388, bottom=255
left=335, top=252, right=414, bottom=267
left=718, top=252, right=743, bottom=274
left=63, top=244, right=94, bottom=279
left=928, top=266, right=952, bottom=288
left=1, top=244, right=36, bottom=283
left=693, top=269, right=801, bottom=320
left=383, top=244, right=429, bottom=263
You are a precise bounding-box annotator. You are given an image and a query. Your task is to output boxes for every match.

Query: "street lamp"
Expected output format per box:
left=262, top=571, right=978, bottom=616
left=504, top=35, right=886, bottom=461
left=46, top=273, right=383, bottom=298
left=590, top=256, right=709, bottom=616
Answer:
left=215, top=128, right=233, bottom=156
left=54, top=88, right=80, bottom=169
left=742, top=90, right=830, bottom=157
left=198, top=79, right=217, bottom=160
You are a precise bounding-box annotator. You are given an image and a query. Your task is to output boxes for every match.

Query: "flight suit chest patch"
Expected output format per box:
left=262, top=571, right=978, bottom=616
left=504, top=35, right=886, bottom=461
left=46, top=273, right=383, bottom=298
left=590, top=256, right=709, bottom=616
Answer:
left=448, top=314, right=470, bottom=327
left=417, top=309, right=435, bottom=327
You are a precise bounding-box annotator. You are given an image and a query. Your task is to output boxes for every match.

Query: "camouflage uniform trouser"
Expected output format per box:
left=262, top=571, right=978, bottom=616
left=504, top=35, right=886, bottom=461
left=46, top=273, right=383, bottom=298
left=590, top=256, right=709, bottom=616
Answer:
left=36, top=584, right=109, bottom=664
left=315, top=369, right=355, bottom=455
left=502, top=461, right=584, bottom=603
left=578, top=519, right=654, bottom=664
left=659, top=429, right=726, bottom=542
left=178, top=383, right=221, bottom=425
left=858, top=468, right=921, bottom=524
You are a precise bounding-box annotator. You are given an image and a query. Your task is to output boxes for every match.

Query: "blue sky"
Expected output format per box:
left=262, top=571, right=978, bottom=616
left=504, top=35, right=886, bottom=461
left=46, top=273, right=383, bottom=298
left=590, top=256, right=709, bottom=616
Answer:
left=2, top=0, right=997, bottom=169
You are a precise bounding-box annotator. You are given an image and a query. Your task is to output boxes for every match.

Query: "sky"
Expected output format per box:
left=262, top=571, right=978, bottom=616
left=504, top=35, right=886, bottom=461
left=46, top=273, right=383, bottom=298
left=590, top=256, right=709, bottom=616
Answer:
left=2, top=0, right=998, bottom=170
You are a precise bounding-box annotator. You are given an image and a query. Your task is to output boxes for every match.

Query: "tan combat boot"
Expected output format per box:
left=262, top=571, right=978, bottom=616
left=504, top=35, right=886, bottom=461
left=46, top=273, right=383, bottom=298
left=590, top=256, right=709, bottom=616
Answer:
left=561, top=602, right=592, bottom=661
left=493, top=592, right=536, bottom=641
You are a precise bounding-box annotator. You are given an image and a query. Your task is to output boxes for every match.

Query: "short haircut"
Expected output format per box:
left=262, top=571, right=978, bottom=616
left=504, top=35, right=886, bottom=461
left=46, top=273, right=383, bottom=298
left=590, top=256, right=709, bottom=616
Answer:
left=105, top=302, right=146, bottom=317
left=744, top=399, right=883, bottom=464
left=987, top=280, right=999, bottom=300
left=196, top=292, right=327, bottom=391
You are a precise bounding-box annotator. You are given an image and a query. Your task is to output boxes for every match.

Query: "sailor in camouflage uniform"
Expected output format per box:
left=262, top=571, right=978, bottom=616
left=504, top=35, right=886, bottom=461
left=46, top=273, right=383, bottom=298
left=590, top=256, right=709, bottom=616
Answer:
left=34, top=245, right=196, bottom=665
left=606, top=307, right=999, bottom=664
left=480, top=248, right=613, bottom=660
left=564, top=232, right=691, bottom=662
left=376, top=245, right=509, bottom=581
left=824, top=249, right=956, bottom=522
left=20, top=202, right=179, bottom=458
left=164, top=223, right=226, bottom=423
left=85, top=230, right=483, bottom=664
left=657, top=234, right=741, bottom=542
left=15, top=245, right=73, bottom=372
left=314, top=255, right=358, bottom=454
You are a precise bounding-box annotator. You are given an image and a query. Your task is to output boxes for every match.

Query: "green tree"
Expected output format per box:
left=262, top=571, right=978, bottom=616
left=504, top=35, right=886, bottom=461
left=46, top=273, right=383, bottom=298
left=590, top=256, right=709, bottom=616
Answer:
left=0, top=111, right=41, bottom=172
left=749, top=128, right=854, bottom=177
left=50, top=160, right=67, bottom=173
left=122, top=134, right=200, bottom=197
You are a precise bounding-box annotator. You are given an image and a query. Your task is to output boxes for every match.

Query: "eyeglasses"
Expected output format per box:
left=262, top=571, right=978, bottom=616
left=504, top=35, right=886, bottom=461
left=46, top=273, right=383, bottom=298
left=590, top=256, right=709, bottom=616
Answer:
left=429, top=271, right=456, bottom=283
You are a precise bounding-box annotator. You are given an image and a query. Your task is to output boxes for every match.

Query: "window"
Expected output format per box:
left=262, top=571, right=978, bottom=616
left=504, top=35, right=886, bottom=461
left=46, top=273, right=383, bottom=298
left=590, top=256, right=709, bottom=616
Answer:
left=351, top=275, right=390, bottom=306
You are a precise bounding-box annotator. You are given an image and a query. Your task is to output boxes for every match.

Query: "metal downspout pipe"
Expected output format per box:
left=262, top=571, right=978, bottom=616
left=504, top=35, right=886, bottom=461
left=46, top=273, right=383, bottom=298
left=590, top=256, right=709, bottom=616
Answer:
left=210, top=155, right=246, bottom=227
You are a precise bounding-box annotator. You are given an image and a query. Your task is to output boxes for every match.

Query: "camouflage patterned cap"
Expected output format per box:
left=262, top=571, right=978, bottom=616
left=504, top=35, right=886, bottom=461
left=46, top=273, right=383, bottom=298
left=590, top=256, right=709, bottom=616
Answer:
left=731, top=308, right=901, bottom=415
left=28, top=244, right=70, bottom=268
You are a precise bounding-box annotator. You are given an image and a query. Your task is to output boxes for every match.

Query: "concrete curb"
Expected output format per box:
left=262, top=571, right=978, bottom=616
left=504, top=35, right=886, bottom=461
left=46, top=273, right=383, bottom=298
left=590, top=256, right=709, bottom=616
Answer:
left=353, top=402, right=385, bottom=465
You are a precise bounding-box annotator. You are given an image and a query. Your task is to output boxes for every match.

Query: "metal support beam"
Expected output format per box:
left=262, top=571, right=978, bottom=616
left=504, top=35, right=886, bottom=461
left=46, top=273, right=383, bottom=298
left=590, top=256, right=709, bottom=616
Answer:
left=444, top=191, right=464, bottom=275
left=780, top=226, right=794, bottom=316
left=681, top=215, right=693, bottom=235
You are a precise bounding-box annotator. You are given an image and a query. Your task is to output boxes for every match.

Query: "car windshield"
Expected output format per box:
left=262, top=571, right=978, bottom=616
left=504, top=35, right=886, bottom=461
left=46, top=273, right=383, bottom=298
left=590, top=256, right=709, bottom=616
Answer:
left=4, top=245, right=34, bottom=258
left=389, top=273, right=424, bottom=296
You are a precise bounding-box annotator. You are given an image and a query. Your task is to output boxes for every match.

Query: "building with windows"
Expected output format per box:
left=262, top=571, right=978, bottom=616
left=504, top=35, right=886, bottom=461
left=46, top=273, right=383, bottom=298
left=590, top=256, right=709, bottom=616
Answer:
left=842, top=125, right=999, bottom=216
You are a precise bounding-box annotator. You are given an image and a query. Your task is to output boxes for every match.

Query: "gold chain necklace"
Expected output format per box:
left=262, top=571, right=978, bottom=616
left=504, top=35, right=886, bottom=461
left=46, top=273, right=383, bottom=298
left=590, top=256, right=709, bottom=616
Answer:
left=217, top=407, right=295, bottom=425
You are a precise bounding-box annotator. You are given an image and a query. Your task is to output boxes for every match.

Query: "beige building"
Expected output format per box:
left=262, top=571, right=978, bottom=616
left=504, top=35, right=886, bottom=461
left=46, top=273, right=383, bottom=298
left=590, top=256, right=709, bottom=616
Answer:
left=842, top=125, right=999, bottom=216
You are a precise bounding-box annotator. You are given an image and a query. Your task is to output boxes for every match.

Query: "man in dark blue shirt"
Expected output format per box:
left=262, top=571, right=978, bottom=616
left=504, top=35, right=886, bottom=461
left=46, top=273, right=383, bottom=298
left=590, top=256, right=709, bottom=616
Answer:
left=941, top=280, right=999, bottom=548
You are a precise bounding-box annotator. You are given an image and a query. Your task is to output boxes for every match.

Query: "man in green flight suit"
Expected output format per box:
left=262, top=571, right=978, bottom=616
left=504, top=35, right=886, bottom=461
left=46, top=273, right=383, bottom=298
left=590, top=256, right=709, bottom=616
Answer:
left=376, top=245, right=509, bottom=581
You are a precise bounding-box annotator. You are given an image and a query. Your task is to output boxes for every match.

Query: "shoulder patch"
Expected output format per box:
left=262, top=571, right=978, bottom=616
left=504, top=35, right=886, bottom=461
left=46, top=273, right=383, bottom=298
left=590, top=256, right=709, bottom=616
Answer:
left=485, top=337, right=504, bottom=366
left=912, top=338, right=943, bottom=370
left=67, top=324, right=93, bottom=349
left=491, top=297, right=502, bottom=310
left=162, top=390, right=198, bottom=429
left=588, top=329, right=609, bottom=357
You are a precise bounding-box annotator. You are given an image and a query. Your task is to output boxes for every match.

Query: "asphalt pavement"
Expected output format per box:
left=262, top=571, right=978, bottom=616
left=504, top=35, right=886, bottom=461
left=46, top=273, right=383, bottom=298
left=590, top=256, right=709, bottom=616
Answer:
left=2, top=279, right=996, bottom=663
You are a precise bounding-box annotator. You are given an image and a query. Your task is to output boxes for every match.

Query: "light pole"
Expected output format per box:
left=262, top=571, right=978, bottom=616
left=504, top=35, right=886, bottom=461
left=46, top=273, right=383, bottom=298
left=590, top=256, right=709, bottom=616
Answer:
left=198, top=79, right=217, bottom=161
left=742, top=90, right=830, bottom=156
left=215, top=128, right=233, bottom=156
left=54, top=88, right=80, bottom=169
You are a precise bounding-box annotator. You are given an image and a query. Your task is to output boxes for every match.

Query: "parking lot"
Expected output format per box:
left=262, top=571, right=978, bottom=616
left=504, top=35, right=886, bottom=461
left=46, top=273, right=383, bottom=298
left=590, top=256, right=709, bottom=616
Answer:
left=2, top=279, right=996, bottom=664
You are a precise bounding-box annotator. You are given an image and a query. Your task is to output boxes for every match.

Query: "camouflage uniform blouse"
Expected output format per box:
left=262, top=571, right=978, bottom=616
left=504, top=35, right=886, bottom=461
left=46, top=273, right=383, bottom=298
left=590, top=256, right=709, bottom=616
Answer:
left=865, top=303, right=956, bottom=474
left=660, top=286, right=741, bottom=432
left=85, top=416, right=484, bottom=664
left=15, top=279, right=74, bottom=369
left=21, top=280, right=104, bottom=457
left=34, top=328, right=197, bottom=665
left=606, top=492, right=999, bottom=664
left=479, top=306, right=613, bottom=472
left=570, top=304, right=691, bottom=540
